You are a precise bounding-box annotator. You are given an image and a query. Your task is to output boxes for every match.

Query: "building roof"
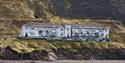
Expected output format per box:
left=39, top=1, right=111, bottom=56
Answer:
left=23, top=22, right=110, bottom=29
left=24, top=22, right=63, bottom=28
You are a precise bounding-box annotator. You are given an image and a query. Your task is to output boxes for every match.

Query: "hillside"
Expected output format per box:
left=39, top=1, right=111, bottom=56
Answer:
left=0, top=0, right=125, bottom=24
left=0, top=39, right=125, bottom=60
left=0, top=0, right=125, bottom=60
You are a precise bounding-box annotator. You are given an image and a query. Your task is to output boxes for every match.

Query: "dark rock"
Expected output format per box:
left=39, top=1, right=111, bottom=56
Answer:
left=0, top=47, right=20, bottom=60
left=0, top=47, right=125, bottom=60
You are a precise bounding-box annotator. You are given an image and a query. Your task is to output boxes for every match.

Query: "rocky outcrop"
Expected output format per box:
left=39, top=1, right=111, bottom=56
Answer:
left=0, top=47, right=57, bottom=60
left=0, top=47, right=125, bottom=60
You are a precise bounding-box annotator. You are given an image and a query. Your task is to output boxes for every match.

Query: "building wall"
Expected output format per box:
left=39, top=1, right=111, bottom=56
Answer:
left=20, top=24, right=110, bottom=42
left=64, top=25, right=72, bottom=38
left=21, top=26, right=39, bottom=38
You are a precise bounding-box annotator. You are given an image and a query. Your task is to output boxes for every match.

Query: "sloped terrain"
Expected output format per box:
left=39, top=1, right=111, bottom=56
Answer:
left=0, top=39, right=125, bottom=60
left=52, top=0, right=125, bottom=24
left=0, top=0, right=125, bottom=60
left=0, top=0, right=34, bottom=19
left=0, top=0, right=125, bottom=24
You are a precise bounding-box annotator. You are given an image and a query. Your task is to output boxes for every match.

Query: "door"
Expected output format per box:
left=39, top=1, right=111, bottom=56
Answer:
left=39, top=30, right=43, bottom=37
left=25, top=34, right=28, bottom=37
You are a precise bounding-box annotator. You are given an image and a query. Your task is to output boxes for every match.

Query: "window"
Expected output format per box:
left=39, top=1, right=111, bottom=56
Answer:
left=60, top=33, right=63, bottom=36
left=39, top=30, right=42, bottom=34
left=25, top=26, right=28, bottom=29
left=31, top=27, right=35, bottom=30
left=99, top=30, right=102, bottom=32
left=67, top=28, right=70, bottom=31
left=46, top=30, right=49, bottom=33
left=25, top=32, right=28, bottom=34
left=101, top=34, right=104, bottom=36
left=30, top=32, right=34, bottom=35
left=90, top=29, right=95, bottom=32
left=105, top=29, right=107, bottom=32
left=60, top=28, right=63, bottom=31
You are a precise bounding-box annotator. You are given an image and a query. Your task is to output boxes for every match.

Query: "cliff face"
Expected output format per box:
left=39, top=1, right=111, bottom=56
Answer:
left=0, top=0, right=125, bottom=23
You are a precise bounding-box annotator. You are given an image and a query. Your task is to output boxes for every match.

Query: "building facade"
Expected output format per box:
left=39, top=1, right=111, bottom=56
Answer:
left=20, top=23, right=110, bottom=42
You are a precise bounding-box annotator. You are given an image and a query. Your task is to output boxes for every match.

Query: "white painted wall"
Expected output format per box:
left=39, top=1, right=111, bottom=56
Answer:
left=20, top=24, right=110, bottom=42
left=64, top=25, right=72, bottom=38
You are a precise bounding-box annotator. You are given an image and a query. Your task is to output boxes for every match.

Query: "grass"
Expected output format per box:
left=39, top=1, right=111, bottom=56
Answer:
left=0, top=18, right=124, bottom=54
left=0, top=0, right=124, bottom=55
left=0, top=38, right=125, bottom=53
left=0, top=0, right=34, bottom=19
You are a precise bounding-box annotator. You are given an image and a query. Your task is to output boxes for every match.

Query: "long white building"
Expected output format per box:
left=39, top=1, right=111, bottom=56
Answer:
left=20, top=22, right=110, bottom=42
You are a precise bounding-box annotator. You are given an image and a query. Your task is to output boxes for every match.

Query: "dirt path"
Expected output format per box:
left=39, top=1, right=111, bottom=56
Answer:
left=0, top=60, right=125, bottom=63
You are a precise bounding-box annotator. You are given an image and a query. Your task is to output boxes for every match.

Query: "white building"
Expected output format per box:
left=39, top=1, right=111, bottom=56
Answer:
left=20, top=22, right=110, bottom=42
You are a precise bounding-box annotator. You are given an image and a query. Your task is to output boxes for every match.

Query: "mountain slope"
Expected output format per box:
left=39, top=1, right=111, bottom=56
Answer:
left=0, top=0, right=125, bottom=24
left=52, top=0, right=125, bottom=24
left=0, top=0, right=125, bottom=60
left=0, top=0, right=34, bottom=19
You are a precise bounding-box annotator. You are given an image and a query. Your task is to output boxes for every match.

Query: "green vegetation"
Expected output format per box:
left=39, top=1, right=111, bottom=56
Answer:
left=0, top=38, right=125, bottom=53
left=0, top=0, right=53, bottom=20
left=0, top=19, right=124, bottom=54
left=0, top=0, right=34, bottom=19
left=0, top=0, right=124, bottom=58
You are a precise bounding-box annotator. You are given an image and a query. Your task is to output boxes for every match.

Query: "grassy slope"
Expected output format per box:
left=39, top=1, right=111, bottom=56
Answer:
left=0, top=39, right=125, bottom=53
left=0, top=19, right=124, bottom=53
left=0, top=0, right=53, bottom=19
left=0, top=0, right=34, bottom=19
left=0, top=0, right=124, bottom=54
